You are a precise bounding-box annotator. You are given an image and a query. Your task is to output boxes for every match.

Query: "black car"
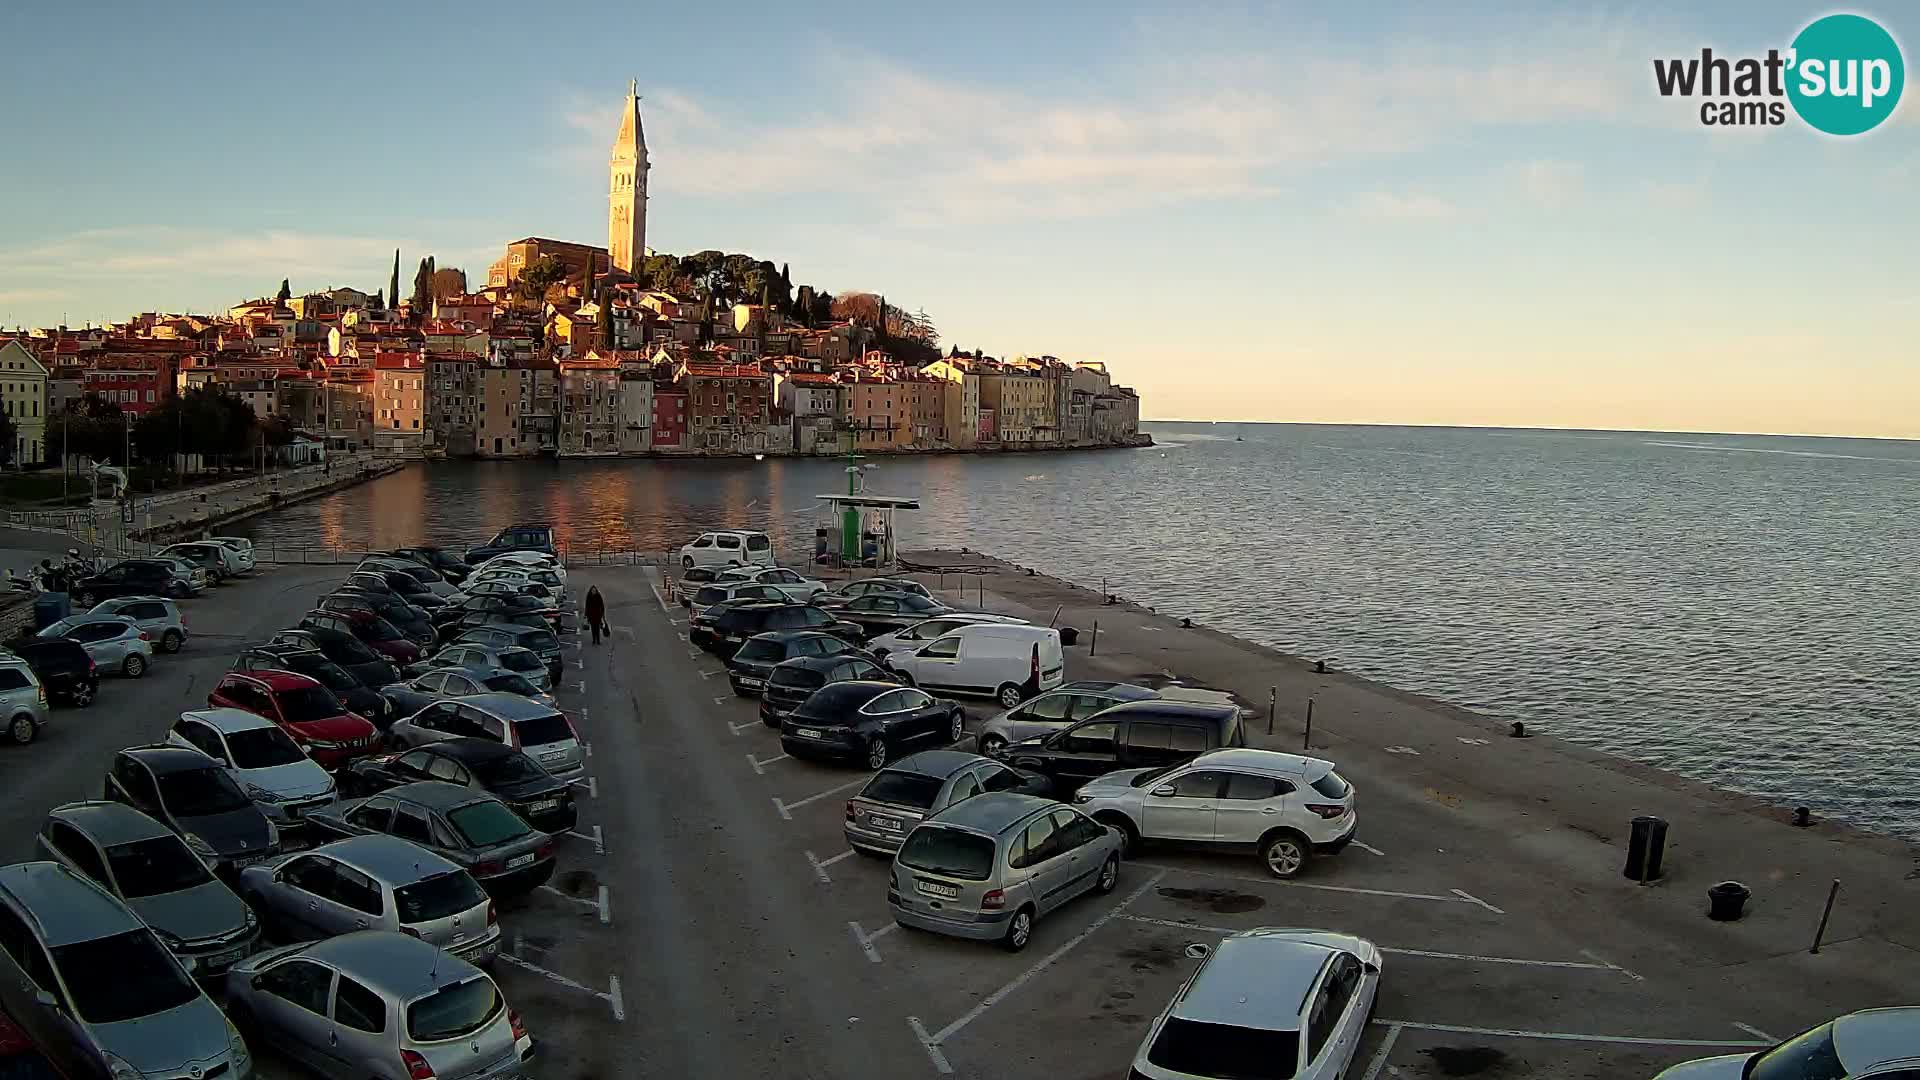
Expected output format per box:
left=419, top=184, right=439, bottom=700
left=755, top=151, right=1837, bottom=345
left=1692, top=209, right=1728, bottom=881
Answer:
left=234, top=645, right=394, bottom=729
left=340, top=738, right=577, bottom=833
left=1003, top=700, right=1248, bottom=795
left=71, top=559, right=191, bottom=603
left=726, top=631, right=872, bottom=696
left=12, top=638, right=97, bottom=707
left=268, top=628, right=400, bottom=690
left=323, top=590, right=436, bottom=647
left=701, top=602, right=865, bottom=658
left=779, top=680, right=965, bottom=769
left=833, top=593, right=956, bottom=636
left=392, top=546, right=470, bottom=582
left=466, top=523, right=556, bottom=564
left=760, top=653, right=895, bottom=728
left=436, top=608, right=555, bottom=646
left=353, top=565, right=450, bottom=609
left=102, top=745, right=278, bottom=874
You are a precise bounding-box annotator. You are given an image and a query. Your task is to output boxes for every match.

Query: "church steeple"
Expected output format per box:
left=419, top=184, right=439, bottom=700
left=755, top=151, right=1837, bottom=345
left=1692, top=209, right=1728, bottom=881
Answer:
left=609, top=80, right=649, bottom=276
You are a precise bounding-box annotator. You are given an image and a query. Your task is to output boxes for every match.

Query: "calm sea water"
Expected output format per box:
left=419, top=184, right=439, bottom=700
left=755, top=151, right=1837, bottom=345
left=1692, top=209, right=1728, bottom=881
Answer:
left=237, top=424, right=1920, bottom=840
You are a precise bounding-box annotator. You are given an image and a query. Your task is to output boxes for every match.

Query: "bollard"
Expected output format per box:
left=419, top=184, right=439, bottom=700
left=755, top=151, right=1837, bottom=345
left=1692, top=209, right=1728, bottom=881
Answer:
left=1510, top=721, right=1529, bottom=738
left=1707, top=881, right=1751, bottom=921
left=1624, top=816, right=1668, bottom=883
left=1180, top=617, right=1192, bottom=629
left=1302, top=696, right=1314, bottom=750
left=1792, top=807, right=1812, bottom=828
left=1266, top=686, right=1277, bottom=736
left=1089, top=620, right=1099, bottom=656
left=1810, top=879, right=1841, bottom=953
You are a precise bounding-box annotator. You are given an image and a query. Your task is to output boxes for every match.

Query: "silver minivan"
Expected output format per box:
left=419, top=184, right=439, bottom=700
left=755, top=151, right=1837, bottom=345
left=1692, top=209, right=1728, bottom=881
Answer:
left=888, top=792, right=1124, bottom=952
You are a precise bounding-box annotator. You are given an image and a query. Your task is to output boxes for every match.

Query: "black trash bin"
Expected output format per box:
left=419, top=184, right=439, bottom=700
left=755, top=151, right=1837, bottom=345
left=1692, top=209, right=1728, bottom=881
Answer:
left=1623, top=815, right=1668, bottom=881
left=1708, top=880, right=1751, bottom=921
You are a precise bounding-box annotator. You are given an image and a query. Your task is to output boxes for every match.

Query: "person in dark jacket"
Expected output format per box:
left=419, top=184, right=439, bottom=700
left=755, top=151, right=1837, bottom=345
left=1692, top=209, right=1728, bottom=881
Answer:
left=585, top=585, right=606, bottom=645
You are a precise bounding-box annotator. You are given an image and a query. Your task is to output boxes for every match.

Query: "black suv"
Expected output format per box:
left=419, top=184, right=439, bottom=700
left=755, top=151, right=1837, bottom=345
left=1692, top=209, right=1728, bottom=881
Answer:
left=700, top=602, right=864, bottom=658
left=234, top=644, right=394, bottom=728
left=726, top=630, right=871, bottom=697
left=1003, top=700, right=1247, bottom=795
left=466, top=523, right=556, bottom=563
left=13, top=638, right=98, bottom=707
left=72, top=559, right=189, bottom=603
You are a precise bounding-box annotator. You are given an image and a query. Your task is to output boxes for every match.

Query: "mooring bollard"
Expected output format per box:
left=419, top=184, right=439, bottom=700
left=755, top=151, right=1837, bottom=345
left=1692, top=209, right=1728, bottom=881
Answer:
left=1315, top=659, right=1327, bottom=674
left=1707, top=880, right=1751, bottom=921
left=1810, top=879, right=1841, bottom=953
left=1266, top=686, right=1277, bottom=735
left=1792, top=806, right=1812, bottom=827
left=1302, top=696, right=1313, bottom=750
left=1089, top=620, right=1099, bottom=656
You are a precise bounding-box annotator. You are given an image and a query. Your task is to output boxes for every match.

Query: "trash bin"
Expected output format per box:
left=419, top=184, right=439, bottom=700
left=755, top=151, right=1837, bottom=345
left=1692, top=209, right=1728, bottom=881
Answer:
left=32, top=593, right=70, bottom=630
left=1623, top=815, right=1668, bottom=881
left=1708, top=880, right=1750, bottom=921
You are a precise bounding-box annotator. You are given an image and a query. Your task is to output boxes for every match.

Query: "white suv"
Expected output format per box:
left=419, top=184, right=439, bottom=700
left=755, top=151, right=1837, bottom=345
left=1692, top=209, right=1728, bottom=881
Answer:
left=1072, top=749, right=1357, bottom=879
left=680, top=530, right=775, bottom=570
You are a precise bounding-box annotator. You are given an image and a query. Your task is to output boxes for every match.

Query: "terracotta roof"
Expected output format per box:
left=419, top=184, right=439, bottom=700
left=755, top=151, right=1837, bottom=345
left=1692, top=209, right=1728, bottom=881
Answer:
left=785, top=372, right=840, bottom=387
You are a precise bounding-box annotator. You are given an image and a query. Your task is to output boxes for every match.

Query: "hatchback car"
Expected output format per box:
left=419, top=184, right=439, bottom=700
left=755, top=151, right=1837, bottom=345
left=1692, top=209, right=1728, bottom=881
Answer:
left=453, top=623, right=563, bottom=681
left=687, top=581, right=790, bottom=619
left=711, top=565, right=825, bottom=601
left=1658, top=1009, right=1920, bottom=1079
left=303, top=782, right=556, bottom=895
left=416, top=642, right=552, bottom=692
left=71, top=558, right=200, bottom=603
left=206, top=537, right=258, bottom=573
left=702, top=601, right=866, bottom=657
left=240, top=834, right=499, bottom=966
left=726, top=630, right=868, bottom=696
left=342, top=738, right=577, bottom=833
left=37, top=613, right=152, bottom=678
left=350, top=565, right=451, bottom=607
left=0, top=862, right=252, bottom=1080
left=888, top=793, right=1122, bottom=952
left=166, top=708, right=337, bottom=828
left=780, top=681, right=966, bottom=769
left=392, top=545, right=471, bottom=583
left=360, top=557, right=458, bottom=595
left=157, top=541, right=242, bottom=582
left=845, top=750, right=1050, bottom=856
left=102, top=746, right=280, bottom=874
left=760, top=653, right=896, bottom=728
left=973, top=681, right=1160, bottom=757
left=206, top=670, right=380, bottom=769
left=387, top=692, right=584, bottom=782
left=234, top=644, right=394, bottom=728
left=435, top=605, right=559, bottom=644
left=299, top=609, right=422, bottom=665
left=87, top=595, right=188, bottom=653
left=1073, top=749, right=1358, bottom=879
left=224, top=931, right=532, bottom=1080
left=321, top=591, right=435, bottom=648
left=380, top=667, right=556, bottom=717
left=268, top=628, right=400, bottom=691
left=816, top=577, right=933, bottom=607
left=1130, top=929, right=1382, bottom=1080
left=0, top=655, right=50, bottom=744
left=35, top=801, right=259, bottom=977
left=1004, top=700, right=1248, bottom=796
left=833, top=592, right=957, bottom=636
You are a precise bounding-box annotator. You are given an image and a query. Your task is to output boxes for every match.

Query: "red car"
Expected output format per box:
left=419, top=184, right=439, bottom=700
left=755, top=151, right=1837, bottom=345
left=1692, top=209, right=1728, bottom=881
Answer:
left=207, top=670, right=380, bottom=768
left=298, top=608, right=422, bottom=665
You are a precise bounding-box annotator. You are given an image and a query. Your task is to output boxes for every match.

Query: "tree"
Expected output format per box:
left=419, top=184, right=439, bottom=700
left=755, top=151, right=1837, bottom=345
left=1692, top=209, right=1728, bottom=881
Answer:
left=598, top=293, right=613, bottom=348
left=389, top=249, right=401, bottom=311
left=429, top=266, right=467, bottom=299
left=515, top=256, right=567, bottom=309
left=411, top=256, right=435, bottom=313
left=830, top=292, right=883, bottom=327
left=373, top=288, right=385, bottom=309
left=779, top=263, right=792, bottom=312
left=276, top=278, right=291, bottom=302
left=0, top=408, right=14, bottom=466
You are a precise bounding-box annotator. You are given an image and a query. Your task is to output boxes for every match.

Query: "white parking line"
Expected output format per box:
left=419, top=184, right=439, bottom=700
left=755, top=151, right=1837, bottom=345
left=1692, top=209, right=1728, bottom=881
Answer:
left=1733, top=1022, right=1777, bottom=1042
left=1352, top=840, right=1386, bottom=856
left=1580, top=949, right=1644, bottom=981
left=495, top=954, right=625, bottom=1023
left=1135, top=862, right=1496, bottom=910
left=576, top=680, right=587, bottom=693
left=1371, top=1020, right=1770, bottom=1048
left=1450, top=888, right=1506, bottom=915
left=571, top=777, right=597, bottom=798
left=1361, top=1023, right=1403, bottom=1080
left=698, top=669, right=723, bottom=679
left=907, top=1017, right=954, bottom=1075
left=608, top=975, right=624, bottom=1021
left=713, top=696, right=730, bottom=706
left=747, top=752, right=789, bottom=775
left=597, top=884, right=611, bottom=926
left=1115, top=915, right=1619, bottom=973
left=570, top=658, right=584, bottom=669
left=563, top=825, right=604, bottom=854
left=806, top=849, right=854, bottom=884
left=535, top=885, right=598, bottom=910
left=676, top=632, right=688, bottom=642
left=649, top=584, right=671, bottom=612
left=728, top=719, right=761, bottom=736
left=847, top=919, right=897, bottom=963
left=772, top=776, right=870, bottom=820
left=686, top=648, right=702, bottom=660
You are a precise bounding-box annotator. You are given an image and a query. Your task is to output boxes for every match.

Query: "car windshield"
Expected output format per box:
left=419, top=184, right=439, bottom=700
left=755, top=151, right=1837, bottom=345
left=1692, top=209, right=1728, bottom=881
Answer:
left=1147, top=1016, right=1300, bottom=1080
left=472, top=753, right=546, bottom=786
left=1747, top=1024, right=1847, bottom=1080
left=52, top=929, right=199, bottom=1024
left=770, top=666, right=826, bottom=690
left=897, top=826, right=995, bottom=881
left=1310, top=771, right=1351, bottom=800
left=364, top=616, right=404, bottom=641
left=1130, top=766, right=1180, bottom=788
left=225, top=726, right=308, bottom=769
left=498, top=650, right=542, bottom=673
left=278, top=686, right=345, bottom=723
left=157, top=767, right=252, bottom=815
left=447, top=802, right=532, bottom=847
left=514, top=629, right=558, bottom=652
left=482, top=672, right=541, bottom=696
left=513, top=713, right=573, bottom=746
left=395, top=871, right=487, bottom=924
left=860, top=770, right=944, bottom=809
left=288, top=656, right=359, bottom=691
left=900, top=594, right=943, bottom=612
left=106, top=836, right=214, bottom=898
left=735, top=638, right=785, bottom=662
left=406, top=976, right=503, bottom=1042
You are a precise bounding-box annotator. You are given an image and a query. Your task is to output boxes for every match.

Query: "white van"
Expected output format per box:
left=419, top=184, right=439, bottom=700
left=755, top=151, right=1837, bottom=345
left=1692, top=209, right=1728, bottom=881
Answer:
left=883, top=624, right=1065, bottom=709
left=680, top=530, right=776, bottom=570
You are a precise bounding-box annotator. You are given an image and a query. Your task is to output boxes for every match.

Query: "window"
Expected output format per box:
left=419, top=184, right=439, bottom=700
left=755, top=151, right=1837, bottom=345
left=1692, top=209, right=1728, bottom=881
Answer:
left=1310, top=772, right=1351, bottom=800
left=1169, top=771, right=1226, bottom=798
left=1020, top=694, right=1075, bottom=722
left=947, top=773, right=983, bottom=804
left=334, top=975, right=387, bottom=1033
left=256, top=958, right=334, bottom=1016
left=1058, top=721, right=1116, bottom=755
left=47, top=823, right=110, bottom=885
left=1306, top=956, right=1359, bottom=1061
left=112, top=757, right=161, bottom=809
left=0, top=669, right=29, bottom=692
left=1170, top=724, right=1211, bottom=753
left=1011, top=816, right=1058, bottom=868
left=917, top=636, right=960, bottom=659
left=346, top=801, right=393, bottom=832
left=897, top=825, right=995, bottom=881
left=1051, top=808, right=1106, bottom=850
left=1224, top=773, right=1289, bottom=800
left=427, top=757, right=468, bottom=784
left=391, top=807, right=435, bottom=846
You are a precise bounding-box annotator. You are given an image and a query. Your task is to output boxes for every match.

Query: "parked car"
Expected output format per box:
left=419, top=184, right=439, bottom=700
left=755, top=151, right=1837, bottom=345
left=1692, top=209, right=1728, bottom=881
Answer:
left=1072, top=749, right=1357, bottom=878
left=1653, top=1008, right=1920, bottom=1079
left=449, top=578, right=548, bottom=605
left=434, top=607, right=557, bottom=645
left=675, top=565, right=723, bottom=603
left=70, top=558, right=198, bottom=604
left=267, top=628, right=400, bottom=693
left=780, top=681, right=966, bottom=769
left=298, top=609, right=422, bottom=665
left=234, top=644, right=394, bottom=729
left=147, top=556, right=212, bottom=595
left=320, top=591, right=435, bottom=648
left=815, top=577, right=932, bottom=608
left=157, top=542, right=242, bottom=582
left=87, top=595, right=189, bottom=653
left=466, top=523, right=557, bottom=564
left=341, top=738, right=577, bottom=833
left=238, top=834, right=499, bottom=966
left=380, top=666, right=556, bottom=716
left=760, top=653, right=895, bottom=728
left=469, top=563, right=567, bottom=596
left=385, top=693, right=583, bottom=783
left=206, top=671, right=380, bottom=769
left=9, top=639, right=92, bottom=712
left=712, top=565, right=827, bottom=601
left=700, top=601, right=865, bottom=657
left=102, top=745, right=279, bottom=874
left=206, top=536, right=258, bottom=574
left=1129, top=929, right=1383, bottom=1080
left=303, top=782, right=556, bottom=895
left=884, top=623, right=1065, bottom=708
left=863, top=612, right=1030, bottom=660
left=391, top=545, right=471, bottom=582
left=845, top=750, right=1050, bottom=856
left=410, top=642, right=552, bottom=692
left=887, top=792, right=1122, bottom=952
left=726, top=630, right=870, bottom=696
left=1004, top=700, right=1248, bottom=797
left=833, top=592, right=957, bottom=637
left=353, top=562, right=455, bottom=603
left=0, top=654, right=50, bottom=745
left=35, top=801, right=259, bottom=977
left=452, top=623, right=563, bottom=682
left=0, top=862, right=252, bottom=1080
left=223, top=931, right=533, bottom=1078
left=679, top=529, right=775, bottom=570
left=687, top=581, right=790, bottom=619
left=973, top=680, right=1163, bottom=757
left=165, top=708, right=337, bottom=828
left=37, top=613, right=153, bottom=678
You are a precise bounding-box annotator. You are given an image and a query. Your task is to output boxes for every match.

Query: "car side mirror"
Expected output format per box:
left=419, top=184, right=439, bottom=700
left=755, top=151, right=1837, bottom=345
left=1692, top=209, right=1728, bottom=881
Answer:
left=33, top=989, right=57, bottom=1009
left=1150, top=784, right=1177, bottom=798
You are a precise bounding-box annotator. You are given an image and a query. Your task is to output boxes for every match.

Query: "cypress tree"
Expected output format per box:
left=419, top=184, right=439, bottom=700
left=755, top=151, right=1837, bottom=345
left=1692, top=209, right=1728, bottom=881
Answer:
left=598, top=290, right=613, bottom=348
left=389, top=249, right=400, bottom=312
left=276, top=279, right=291, bottom=302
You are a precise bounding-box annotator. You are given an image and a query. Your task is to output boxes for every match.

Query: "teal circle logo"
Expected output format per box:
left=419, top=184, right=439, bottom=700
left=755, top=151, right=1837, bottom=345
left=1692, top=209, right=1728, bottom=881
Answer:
left=1786, top=14, right=1905, bottom=135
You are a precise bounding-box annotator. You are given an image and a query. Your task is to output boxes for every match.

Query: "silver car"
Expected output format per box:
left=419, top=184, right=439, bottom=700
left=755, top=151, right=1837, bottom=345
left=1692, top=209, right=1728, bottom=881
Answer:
left=207, top=536, right=258, bottom=573
left=239, top=834, right=500, bottom=967
left=151, top=555, right=212, bottom=594
left=35, top=801, right=260, bottom=977
left=158, top=541, right=242, bottom=582
left=425, top=643, right=553, bottom=692
left=88, top=595, right=190, bottom=653
left=0, top=861, right=252, bottom=1080
left=38, top=613, right=154, bottom=677
left=888, top=792, right=1124, bottom=952
left=0, top=654, right=50, bottom=745
left=713, top=565, right=828, bottom=602
left=389, top=693, right=583, bottom=783
left=166, top=708, right=337, bottom=828
left=224, top=931, right=533, bottom=1080
left=972, top=681, right=1159, bottom=758
left=845, top=750, right=1052, bottom=856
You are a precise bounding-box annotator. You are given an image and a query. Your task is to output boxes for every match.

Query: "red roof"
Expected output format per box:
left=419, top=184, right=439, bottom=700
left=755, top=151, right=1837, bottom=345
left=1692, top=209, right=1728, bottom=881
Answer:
left=373, top=352, right=422, bottom=371
left=785, top=372, right=839, bottom=387
left=685, top=364, right=765, bottom=380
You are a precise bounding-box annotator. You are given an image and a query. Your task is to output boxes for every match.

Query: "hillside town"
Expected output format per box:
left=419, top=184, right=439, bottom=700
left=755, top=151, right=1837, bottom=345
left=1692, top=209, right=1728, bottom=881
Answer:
left=0, top=84, right=1142, bottom=469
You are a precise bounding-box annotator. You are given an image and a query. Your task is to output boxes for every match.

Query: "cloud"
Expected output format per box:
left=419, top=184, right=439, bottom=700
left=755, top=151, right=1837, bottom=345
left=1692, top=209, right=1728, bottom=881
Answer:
left=1341, top=191, right=1464, bottom=221
left=1516, top=160, right=1586, bottom=208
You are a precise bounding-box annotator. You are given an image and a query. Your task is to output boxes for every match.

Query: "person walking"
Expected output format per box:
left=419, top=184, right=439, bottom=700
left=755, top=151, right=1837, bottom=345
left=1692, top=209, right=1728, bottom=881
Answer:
left=584, top=585, right=606, bottom=645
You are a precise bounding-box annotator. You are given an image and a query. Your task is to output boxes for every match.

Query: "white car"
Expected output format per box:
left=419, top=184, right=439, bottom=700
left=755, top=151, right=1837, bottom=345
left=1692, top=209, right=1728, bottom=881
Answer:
left=863, top=613, right=1029, bottom=659
left=1130, top=929, right=1381, bottom=1080
left=1654, top=1008, right=1920, bottom=1078
left=206, top=537, right=257, bottom=574
left=713, top=565, right=827, bottom=602
left=165, top=708, right=336, bottom=827
left=686, top=580, right=790, bottom=619
left=1072, top=749, right=1357, bottom=879
left=469, top=565, right=566, bottom=603
left=472, top=550, right=567, bottom=580
left=680, top=530, right=775, bottom=570
left=157, top=541, right=244, bottom=581
left=883, top=623, right=1065, bottom=709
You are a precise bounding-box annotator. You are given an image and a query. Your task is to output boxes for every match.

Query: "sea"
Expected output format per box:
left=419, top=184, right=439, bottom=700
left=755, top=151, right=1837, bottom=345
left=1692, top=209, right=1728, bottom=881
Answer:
left=234, top=423, right=1920, bottom=841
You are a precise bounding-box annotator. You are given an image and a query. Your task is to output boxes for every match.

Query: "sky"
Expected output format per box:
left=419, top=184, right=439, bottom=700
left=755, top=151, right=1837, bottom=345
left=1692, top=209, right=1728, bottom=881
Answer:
left=0, top=2, right=1914, bottom=437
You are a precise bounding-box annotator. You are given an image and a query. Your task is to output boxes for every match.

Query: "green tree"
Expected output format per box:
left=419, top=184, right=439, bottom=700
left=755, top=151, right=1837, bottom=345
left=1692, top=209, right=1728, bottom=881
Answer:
left=276, top=278, right=291, bottom=302
left=598, top=293, right=613, bottom=348
left=779, top=263, right=792, bottom=311
left=515, top=256, right=567, bottom=309
left=388, top=249, right=401, bottom=310
left=411, top=256, right=435, bottom=313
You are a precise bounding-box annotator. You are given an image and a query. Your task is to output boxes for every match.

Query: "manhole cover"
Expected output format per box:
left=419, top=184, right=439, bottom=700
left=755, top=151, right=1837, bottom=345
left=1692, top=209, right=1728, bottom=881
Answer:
left=1183, top=943, right=1211, bottom=959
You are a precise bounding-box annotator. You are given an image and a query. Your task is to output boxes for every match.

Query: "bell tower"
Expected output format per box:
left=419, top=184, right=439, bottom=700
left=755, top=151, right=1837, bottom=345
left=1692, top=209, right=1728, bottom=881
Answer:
left=609, top=80, right=649, bottom=276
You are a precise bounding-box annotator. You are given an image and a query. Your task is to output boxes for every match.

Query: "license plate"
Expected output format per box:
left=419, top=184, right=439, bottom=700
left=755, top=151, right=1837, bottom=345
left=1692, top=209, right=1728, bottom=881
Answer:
left=529, top=799, right=560, bottom=812
left=868, top=814, right=902, bottom=832
left=230, top=854, right=265, bottom=870
left=736, top=677, right=763, bottom=688
left=540, top=751, right=566, bottom=762
left=796, top=728, right=822, bottom=739
left=916, top=880, right=960, bottom=899
left=508, top=853, right=535, bottom=869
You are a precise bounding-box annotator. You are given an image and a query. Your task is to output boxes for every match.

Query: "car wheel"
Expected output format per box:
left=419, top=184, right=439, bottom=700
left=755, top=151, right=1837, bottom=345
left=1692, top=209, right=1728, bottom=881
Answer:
left=160, top=630, right=183, bottom=653
left=865, top=736, right=889, bottom=770
left=995, top=683, right=1025, bottom=710
left=682, top=556, right=695, bottom=570
left=122, top=654, right=147, bottom=678
left=69, top=682, right=95, bottom=707
left=977, top=733, right=1007, bottom=758
left=7, top=714, right=35, bottom=746
left=1096, top=813, right=1139, bottom=856
left=895, top=670, right=916, bottom=688
left=1261, top=831, right=1311, bottom=879
left=1094, top=854, right=1119, bottom=894
left=1001, top=906, right=1035, bottom=953
left=947, top=710, right=965, bottom=744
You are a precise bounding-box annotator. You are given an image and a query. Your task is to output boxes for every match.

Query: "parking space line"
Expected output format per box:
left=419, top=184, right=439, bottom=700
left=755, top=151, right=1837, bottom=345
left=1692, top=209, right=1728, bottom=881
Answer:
left=563, top=824, right=604, bottom=854
left=598, top=884, right=611, bottom=926
left=1135, top=862, right=1494, bottom=910
left=608, top=975, right=624, bottom=1021
left=806, top=849, right=854, bottom=883
left=714, top=696, right=730, bottom=705
left=1450, top=888, right=1506, bottom=915
left=677, top=632, right=688, bottom=641
left=1371, top=1020, right=1770, bottom=1048
left=1580, top=948, right=1644, bottom=981
left=747, top=751, right=790, bottom=775
left=772, top=776, right=870, bottom=820
left=1361, top=1022, right=1402, bottom=1080
left=1114, top=915, right=1620, bottom=973
left=907, top=1017, right=954, bottom=1075
left=571, top=776, right=598, bottom=798
left=687, top=648, right=703, bottom=660
left=570, top=658, right=585, bottom=669
left=575, top=680, right=587, bottom=692
left=729, top=719, right=761, bottom=736
left=1352, top=840, right=1386, bottom=856
left=495, top=953, right=625, bottom=1023
left=649, top=584, right=671, bottom=612
left=699, top=668, right=723, bottom=679
left=1733, top=1022, right=1776, bottom=1042
left=847, top=919, right=897, bottom=963
left=536, top=885, right=598, bottom=910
